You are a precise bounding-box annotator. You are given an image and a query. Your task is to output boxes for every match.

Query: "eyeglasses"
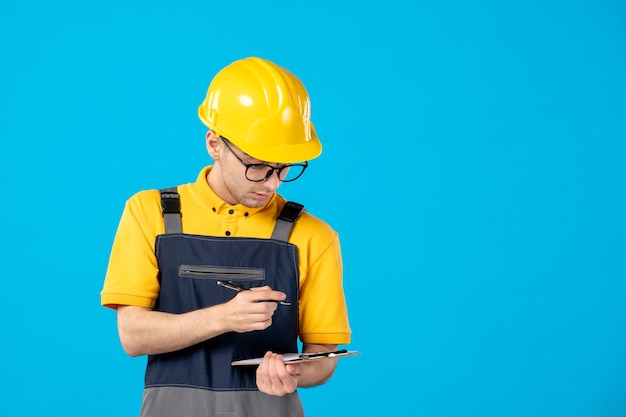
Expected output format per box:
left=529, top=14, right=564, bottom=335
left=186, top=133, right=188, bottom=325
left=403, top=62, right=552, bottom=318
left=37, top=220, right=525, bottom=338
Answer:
left=220, top=137, right=308, bottom=183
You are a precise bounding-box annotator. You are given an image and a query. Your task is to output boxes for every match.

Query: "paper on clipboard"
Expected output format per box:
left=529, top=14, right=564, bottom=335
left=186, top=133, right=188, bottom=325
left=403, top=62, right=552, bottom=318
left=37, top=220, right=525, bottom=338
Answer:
left=231, top=350, right=360, bottom=366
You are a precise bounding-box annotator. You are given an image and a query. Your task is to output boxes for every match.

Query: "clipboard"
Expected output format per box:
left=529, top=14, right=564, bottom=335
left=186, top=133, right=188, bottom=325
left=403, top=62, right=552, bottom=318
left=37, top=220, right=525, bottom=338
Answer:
left=231, top=349, right=360, bottom=366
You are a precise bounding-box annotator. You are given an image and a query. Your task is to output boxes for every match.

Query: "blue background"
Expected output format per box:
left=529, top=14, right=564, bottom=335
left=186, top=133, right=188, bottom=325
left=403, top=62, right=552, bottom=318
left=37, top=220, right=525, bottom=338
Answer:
left=1, top=0, right=625, bottom=416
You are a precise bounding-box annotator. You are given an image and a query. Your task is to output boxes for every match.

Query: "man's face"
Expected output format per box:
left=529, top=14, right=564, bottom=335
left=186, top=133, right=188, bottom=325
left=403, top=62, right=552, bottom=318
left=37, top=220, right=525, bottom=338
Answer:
left=217, top=138, right=284, bottom=208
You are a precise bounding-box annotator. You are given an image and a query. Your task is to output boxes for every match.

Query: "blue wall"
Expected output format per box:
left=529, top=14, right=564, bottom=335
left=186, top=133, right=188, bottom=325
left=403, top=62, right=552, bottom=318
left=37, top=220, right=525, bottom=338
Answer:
left=1, top=1, right=625, bottom=416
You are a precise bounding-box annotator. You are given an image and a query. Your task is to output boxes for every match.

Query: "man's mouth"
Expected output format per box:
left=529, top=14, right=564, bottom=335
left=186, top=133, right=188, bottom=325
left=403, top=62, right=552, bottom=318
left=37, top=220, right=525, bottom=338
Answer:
left=252, top=192, right=270, bottom=201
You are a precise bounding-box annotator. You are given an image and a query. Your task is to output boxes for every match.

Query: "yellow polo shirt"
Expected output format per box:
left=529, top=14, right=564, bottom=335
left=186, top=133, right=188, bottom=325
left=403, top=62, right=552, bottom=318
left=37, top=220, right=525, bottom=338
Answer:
left=101, top=166, right=351, bottom=345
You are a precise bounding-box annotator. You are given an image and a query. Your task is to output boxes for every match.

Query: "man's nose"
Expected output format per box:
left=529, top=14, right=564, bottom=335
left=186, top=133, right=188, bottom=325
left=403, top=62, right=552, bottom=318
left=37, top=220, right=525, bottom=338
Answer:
left=262, top=169, right=281, bottom=190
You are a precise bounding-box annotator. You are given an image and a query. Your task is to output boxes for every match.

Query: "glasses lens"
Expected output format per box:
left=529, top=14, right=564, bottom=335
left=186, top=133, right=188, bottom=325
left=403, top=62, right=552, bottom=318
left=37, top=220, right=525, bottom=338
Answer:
left=244, top=164, right=307, bottom=182
left=279, top=164, right=306, bottom=182
left=243, top=165, right=269, bottom=182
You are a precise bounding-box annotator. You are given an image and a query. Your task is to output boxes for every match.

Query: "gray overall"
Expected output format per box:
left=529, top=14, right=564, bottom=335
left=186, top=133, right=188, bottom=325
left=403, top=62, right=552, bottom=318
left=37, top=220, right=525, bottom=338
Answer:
left=140, top=188, right=306, bottom=417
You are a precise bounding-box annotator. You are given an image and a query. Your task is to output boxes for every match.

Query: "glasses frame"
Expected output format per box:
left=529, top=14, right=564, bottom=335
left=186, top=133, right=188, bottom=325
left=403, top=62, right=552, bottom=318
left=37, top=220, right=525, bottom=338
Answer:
left=220, top=136, right=308, bottom=183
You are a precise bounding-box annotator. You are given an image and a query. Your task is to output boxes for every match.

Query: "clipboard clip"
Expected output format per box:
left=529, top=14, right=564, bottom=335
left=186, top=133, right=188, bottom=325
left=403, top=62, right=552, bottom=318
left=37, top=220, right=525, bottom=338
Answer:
left=299, top=349, right=348, bottom=360
left=231, top=349, right=359, bottom=366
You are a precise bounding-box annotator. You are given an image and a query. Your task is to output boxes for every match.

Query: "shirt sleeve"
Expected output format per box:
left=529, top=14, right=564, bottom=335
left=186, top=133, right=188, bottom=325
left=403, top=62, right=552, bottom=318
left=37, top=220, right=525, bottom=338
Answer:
left=298, top=229, right=352, bottom=345
left=100, top=190, right=163, bottom=309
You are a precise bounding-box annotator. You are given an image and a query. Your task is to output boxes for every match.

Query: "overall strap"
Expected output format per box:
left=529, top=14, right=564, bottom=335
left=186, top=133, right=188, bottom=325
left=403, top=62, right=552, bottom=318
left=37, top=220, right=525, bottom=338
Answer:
left=159, top=188, right=301, bottom=239
left=160, top=187, right=182, bottom=234
left=270, top=202, right=304, bottom=241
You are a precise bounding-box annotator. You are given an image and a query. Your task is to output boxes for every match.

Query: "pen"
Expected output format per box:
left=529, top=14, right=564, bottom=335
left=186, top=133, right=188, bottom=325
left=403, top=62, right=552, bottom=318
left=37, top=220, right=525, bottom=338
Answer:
left=216, top=280, right=292, bottom=306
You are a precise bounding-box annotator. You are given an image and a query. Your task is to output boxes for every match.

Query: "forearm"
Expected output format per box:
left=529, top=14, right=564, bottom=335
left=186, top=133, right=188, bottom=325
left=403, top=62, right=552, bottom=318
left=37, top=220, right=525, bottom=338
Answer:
left=295, top=343, right=339, bottom=387
left=116, top=287, right=284, bottom=356
left=117, top=305, right=228, bottom=356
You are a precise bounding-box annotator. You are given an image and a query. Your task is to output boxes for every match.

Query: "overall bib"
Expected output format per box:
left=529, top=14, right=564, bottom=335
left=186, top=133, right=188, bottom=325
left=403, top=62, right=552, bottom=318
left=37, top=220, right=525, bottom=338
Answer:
left=140, top=188, right=305, bottom=417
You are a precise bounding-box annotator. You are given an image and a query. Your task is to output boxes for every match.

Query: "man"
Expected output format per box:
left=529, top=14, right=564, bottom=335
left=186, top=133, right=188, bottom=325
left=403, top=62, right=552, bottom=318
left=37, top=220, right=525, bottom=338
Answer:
left=101, top=56, right=351, bottom=417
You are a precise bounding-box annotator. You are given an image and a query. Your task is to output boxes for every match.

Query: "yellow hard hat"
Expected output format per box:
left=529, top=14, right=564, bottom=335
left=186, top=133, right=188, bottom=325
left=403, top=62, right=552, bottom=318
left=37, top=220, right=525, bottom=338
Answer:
left=198, top=57, right=322, bottom=163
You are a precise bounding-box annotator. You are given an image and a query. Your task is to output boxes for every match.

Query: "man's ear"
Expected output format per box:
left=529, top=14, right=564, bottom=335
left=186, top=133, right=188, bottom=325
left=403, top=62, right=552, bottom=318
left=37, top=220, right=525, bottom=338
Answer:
left=206, top=130, right=221, bottom=160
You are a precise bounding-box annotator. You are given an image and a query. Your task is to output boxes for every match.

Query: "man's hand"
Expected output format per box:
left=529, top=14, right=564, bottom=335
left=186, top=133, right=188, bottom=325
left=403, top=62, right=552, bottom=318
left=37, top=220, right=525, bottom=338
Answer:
left=256, top=344, right=340, bottom=396
left=223, top=286, right=286, bottom=333
left=256, top=351, right=300, bottom=396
